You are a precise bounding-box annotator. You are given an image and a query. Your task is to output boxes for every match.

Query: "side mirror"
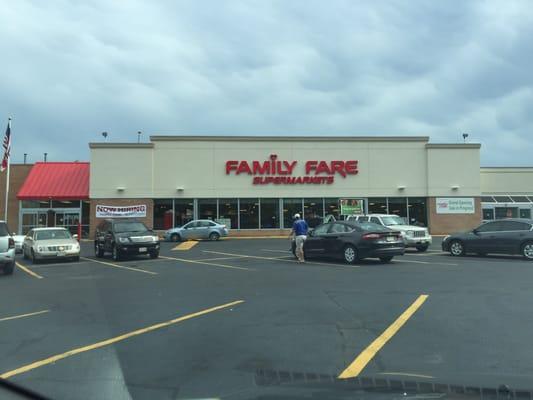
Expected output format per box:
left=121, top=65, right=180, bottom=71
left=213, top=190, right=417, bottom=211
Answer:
left=308, top=230, right=314, bottom=237
left=73, top=234, right=79, bottom=240
left=472, top=228, right=479, bottom=235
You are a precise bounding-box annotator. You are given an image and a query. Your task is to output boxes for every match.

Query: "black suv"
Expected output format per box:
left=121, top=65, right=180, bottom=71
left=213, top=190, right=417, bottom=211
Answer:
left=95, top=219, right=160, bottom=261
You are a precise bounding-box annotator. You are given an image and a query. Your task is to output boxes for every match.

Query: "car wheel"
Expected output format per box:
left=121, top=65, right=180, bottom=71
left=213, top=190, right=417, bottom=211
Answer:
left=379, top=256, right=393, bottom=263
left=95, top=242, right=104, bottom=258
left=521, top=241, right=533, bottom=260
left=209, top=232, right=220, bottom=241
left=343, top=245, right=358, bottom=264
left=112, top=245, right=121, bottom=261
left=449, top=240, right=465, bottom=256
left=150, top=250, right=159, bottom=259
left=3, top=261, right=14, bottom=275
left=416, top=244, right=429, bottom=252
left=31, top=249, right=39, bottom=264
left=170, top=233, right=180, bottom=242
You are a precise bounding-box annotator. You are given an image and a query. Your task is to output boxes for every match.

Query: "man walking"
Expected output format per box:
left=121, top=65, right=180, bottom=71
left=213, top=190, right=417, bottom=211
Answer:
left=290, top=213, right=308, bottom=263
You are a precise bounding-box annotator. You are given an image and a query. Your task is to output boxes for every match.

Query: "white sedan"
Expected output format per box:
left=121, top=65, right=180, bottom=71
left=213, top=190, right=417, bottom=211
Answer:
left=23, top=227, right=80, bottom=263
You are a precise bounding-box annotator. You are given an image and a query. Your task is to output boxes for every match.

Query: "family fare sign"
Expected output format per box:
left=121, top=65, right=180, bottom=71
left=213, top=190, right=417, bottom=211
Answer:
left=96, top=204, right=147, bottom=218
left=225, top=154, right=359, bottom=185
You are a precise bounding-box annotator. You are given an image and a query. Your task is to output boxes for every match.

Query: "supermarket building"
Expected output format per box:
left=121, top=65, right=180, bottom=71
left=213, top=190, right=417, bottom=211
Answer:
left=2, top=135, right=533, bottom=237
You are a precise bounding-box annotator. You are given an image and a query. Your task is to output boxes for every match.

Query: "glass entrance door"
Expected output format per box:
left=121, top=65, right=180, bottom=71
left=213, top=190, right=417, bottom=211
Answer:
left=21, top=211, right=48, bottom=234
left=55, top=211, right=81, bottom=235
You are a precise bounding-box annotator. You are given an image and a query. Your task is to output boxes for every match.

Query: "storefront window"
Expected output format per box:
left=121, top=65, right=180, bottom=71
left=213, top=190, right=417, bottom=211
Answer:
left=483, top=208, right=494, bottom=220
left=240, top=198, right=259, bottom=229
left=175, top=199, right=194, bottom=227
left=218, top=199, right=238, bottom=229
left=407, top=197, right=427, bottom=227
left=495, top=207, right=517, bottom=219
left=81, top=200, right=90, bottom=238
left=52, top=199, right=80, bottom=208
left=520, top=209, right=531, bottom=219
left=154, top=199, right=173, bottom=230
left=260, top=198, right=280, bottom=229
left=324, top=198, right=340, bottom=222
left=368, top=198, right=387, bottom=214
left=388, top=197, right=408, bottom=220
left=304, top=198, right=324, bottom=228
left=21, top=200, right=51, bottom=208
left=283, top=198, right=303, bottom=229
left=198, top=199, right=217, bottom=220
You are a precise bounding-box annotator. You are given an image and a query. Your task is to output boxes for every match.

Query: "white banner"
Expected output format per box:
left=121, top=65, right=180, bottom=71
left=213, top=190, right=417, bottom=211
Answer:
left=96, top=204, right=147, bottom=218
left=436, top=198, right=475, bottom=214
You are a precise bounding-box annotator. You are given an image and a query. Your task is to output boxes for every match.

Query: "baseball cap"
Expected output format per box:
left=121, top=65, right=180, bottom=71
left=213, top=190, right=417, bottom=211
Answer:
left=293, top=213, right=301, bottom=219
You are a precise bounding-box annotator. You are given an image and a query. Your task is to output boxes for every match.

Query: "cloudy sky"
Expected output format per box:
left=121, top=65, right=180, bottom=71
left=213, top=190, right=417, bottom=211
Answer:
left=1, top=0, right=533, bottom=165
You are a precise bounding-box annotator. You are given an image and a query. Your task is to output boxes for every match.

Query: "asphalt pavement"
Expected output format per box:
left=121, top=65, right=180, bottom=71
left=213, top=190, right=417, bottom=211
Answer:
left=1, top=237, right=533, bottom=399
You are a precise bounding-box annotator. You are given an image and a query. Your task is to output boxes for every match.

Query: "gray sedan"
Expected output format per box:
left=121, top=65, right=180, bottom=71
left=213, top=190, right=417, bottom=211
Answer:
left=23, top=227, right=81, bottom=263
left=164, top=220, right=229, bottom=242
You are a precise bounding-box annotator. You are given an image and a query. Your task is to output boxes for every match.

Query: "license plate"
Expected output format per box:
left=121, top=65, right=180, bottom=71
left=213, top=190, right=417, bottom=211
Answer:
left=139, top=247, right=147, bottom=253
left=386, top=236, right=395, bottom=242
left=57, top=251, right=66, bottom=257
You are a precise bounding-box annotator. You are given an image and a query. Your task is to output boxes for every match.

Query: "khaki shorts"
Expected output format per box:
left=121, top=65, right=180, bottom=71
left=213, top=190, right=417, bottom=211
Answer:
left=295, top=235, right=307, bottom=250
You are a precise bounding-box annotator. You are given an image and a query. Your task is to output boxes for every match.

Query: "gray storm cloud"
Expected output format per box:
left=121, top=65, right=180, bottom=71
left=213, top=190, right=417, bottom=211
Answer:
left=1, top=0, right=532, bottom=165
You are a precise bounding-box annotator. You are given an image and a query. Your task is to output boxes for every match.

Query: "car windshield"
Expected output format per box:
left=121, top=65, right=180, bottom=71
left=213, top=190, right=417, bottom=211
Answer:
left=357, top=222, right=391, bottom=232
left=0, top=223, right=9, bottom=236
left=114, top=222, right=148, bottom=233
left=35, top=230, right=71, bottom=240
left=380, top=216, right=406, bottom=226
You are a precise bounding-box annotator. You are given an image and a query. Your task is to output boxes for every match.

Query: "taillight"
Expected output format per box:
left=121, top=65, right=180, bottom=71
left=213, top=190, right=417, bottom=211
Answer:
left=8, top=238, right=15, bottom=249
left=362, top=233, right=381, bottom=240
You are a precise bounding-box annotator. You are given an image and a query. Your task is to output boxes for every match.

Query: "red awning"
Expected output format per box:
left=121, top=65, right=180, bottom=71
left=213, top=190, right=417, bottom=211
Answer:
left=17, top=162, right=90, bottom=200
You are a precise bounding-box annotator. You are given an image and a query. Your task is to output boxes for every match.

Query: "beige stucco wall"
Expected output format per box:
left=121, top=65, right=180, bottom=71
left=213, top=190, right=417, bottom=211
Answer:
left=90, top=137, right=481, bottom=199
left=426, top=145, right=480, bottom=197
left=480, top=167, right=533, bottom=195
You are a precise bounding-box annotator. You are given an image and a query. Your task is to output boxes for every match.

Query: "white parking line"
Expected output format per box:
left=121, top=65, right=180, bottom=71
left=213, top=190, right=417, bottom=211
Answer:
left=80, top=257, right=158, bottom=275
left=394, top=258, right=458, bottom=266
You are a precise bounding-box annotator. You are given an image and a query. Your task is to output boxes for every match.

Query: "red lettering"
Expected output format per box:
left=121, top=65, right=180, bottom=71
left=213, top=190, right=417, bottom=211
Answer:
left=253, top=177, right=262, bottom=184
left=252, top=161, right=269, bottom=175
left=305, top=161, right=317, bottom=174
left=284, top=161, right=297, bottom=175
left=345, top=160, right=358, bottom=175
left=303, top=176, right=310, bottom=183
left=326, top=176, right=334, bottom=184
left=315, top=161, right=331, bottom=175
left=226, top=161, right=238, bottom=174
left=295, top=176, right=303, bottom=184
left=236, top=161, right=252, bottom=175
left=331, top=161, right=346, bottom=177
left=277, top=161, right=289, bottom=175
left=274, top=177, right=281, bottom=184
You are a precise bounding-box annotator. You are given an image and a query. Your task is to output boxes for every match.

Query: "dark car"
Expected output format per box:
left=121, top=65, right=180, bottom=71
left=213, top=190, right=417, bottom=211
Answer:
left=95, top=219, right=160, bottom=261
left=442, top=218, right=533, bottom=260
left=292, top=221, right=405, bottom=264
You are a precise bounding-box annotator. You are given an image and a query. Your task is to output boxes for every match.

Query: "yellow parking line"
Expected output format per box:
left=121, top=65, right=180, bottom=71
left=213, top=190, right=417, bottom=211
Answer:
left=80, top=257, right=157, bottom=275
left=0, top=310, right=50, bottom=323
left=159, top=255, right=252, bottom=271
left=15, top=262, right=44, bottom=279
left=0, top=300, right=244, bottom=379
left=338, top=294, right=428, bottom=379
left=172, top=241, right=198, bottom=251
left=202, top=250, right=360, bottom=269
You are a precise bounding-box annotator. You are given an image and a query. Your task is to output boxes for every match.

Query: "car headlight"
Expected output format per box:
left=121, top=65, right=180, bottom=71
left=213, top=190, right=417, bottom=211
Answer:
left=118, top=237, right=129, bottom=243
left=38, top=246, right=44, bottom=252
left=406, top=230, right=414, bottom=237
left=152, top=236, right=159, bottom=242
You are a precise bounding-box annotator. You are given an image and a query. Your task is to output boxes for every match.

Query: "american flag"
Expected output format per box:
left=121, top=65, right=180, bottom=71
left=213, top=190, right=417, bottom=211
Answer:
left=1, top=119, right=11, bottom=172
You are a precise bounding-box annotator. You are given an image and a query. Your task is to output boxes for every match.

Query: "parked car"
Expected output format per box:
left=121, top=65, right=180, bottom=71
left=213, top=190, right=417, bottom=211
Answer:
left=164, top=220, right=229, bottom=242
left=12, top=233, right=25, bottom=253
left=442, top=218, right=533, bottom=259
left=0, top=221, right=15, bottom=275
left=347, top=214, right=432, bottom=251
left=291, top=221, right=405, bottom=264
left=23, top=227, right=80, bottom=263
left=95, top=219, right=160, bottom=261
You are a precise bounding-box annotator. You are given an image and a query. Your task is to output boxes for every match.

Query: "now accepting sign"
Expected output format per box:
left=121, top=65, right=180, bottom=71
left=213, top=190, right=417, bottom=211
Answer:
left=436, top=198, right=475, bottom=214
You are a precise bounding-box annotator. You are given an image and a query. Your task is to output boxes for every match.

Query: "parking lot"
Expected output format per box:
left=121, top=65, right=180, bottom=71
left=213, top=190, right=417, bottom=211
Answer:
left=2, top=237, right=533, bottom=399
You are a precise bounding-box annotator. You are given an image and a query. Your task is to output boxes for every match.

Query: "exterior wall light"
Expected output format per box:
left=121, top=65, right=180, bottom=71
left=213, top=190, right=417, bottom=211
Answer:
left=397, top=185, right=406, bottom=191
left=117, top=186, right=126, bottom=192
left=176, top=187, right=184, bottom=192
left=451, top=185, right=460, bottom=190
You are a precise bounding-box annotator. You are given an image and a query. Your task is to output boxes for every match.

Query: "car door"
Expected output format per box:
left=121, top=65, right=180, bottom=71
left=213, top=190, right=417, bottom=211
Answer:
left=491, top=221, right=532, bottom=254
left=23, top=229, right=34, bottom=256
left=103, top=222, right=114, bottom=252
left=304, top=223, right=331, bottom=256
left=195, top=221, right=211, bottom=239
left=466, top=221, right=500, bottom=253
left=323, top=223, right=351, bottom=255
left=180, top=221, right=198, bottom=240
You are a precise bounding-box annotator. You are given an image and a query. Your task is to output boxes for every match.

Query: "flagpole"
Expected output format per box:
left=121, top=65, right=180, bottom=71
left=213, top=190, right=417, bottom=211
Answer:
left=4, top=118, right=11, bottom=222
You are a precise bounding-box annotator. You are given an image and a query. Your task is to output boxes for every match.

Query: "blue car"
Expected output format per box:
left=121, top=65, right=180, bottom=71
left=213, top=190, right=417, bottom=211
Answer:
left=164, top=220, right=229, bottom=242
